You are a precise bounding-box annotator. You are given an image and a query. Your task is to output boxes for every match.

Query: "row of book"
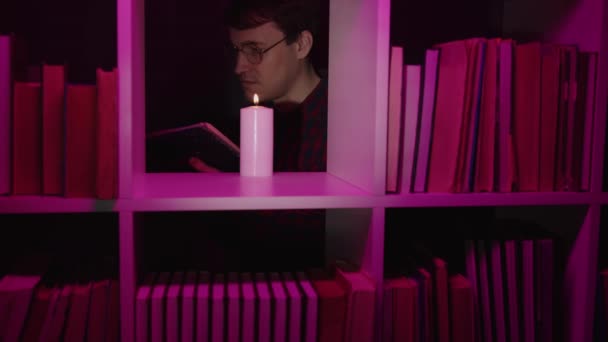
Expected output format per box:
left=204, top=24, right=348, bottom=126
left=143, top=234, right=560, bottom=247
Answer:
left=384, top=219, right=562, bottom=342
left=386, top=37, right=598, bottom=194
left=135, top=263, right=375, bottom=342
left=0, top=34, right=118, bottom=199
left=0, top=262, right=120, bottom=341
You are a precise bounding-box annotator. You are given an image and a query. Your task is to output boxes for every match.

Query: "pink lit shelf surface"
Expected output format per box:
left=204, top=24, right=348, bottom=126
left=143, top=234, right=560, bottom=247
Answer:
left=127, top=172, right=375, bottom=211
left=0, top=183, right=604, bottom=214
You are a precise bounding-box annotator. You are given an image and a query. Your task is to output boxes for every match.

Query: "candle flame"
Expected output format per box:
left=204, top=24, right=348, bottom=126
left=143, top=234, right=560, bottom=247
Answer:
left=253, top=93, right=259, bottom=105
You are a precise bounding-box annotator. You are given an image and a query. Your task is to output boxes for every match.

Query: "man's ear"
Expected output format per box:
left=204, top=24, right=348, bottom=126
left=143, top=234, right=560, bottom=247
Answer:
left=295, top=30, right=314, bottom=60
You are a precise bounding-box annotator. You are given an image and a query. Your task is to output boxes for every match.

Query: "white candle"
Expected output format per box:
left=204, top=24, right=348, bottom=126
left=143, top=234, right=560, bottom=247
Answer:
left=240, top=93, right=273, bottom=177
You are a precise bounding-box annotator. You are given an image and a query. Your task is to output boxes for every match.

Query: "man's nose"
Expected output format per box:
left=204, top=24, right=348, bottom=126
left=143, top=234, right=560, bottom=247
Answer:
left=234, top=52, right=251, bottom=75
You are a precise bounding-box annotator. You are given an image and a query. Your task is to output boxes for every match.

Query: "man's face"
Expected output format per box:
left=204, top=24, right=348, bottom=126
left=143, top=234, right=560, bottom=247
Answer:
left=229, top=22, right=299, bottom=103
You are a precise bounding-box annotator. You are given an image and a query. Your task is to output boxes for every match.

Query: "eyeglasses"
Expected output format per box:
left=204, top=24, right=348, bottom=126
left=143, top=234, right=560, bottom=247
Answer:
left=228, top=36, right=288, bottom=65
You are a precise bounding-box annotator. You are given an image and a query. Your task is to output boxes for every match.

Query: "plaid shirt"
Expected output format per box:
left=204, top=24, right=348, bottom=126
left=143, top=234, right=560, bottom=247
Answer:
left=273, top=78, right=328, bottom=172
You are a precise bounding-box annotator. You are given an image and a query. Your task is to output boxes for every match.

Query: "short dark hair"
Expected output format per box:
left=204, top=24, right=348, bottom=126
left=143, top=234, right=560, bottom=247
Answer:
left=225, top=0, right=320, bottom=45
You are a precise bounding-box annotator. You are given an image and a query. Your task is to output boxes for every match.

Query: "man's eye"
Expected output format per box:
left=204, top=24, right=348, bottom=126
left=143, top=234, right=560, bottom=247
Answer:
left=242, top=46, right=260, bottom=55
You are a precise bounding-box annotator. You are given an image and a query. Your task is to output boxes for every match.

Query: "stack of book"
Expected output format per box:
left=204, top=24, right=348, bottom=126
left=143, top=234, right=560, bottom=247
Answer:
left=0, top=34, right=118, bottom=199
left=135, top=262, right=375, bottom=342
left=385, top=37, right=599, bottom=194
left=0, top=255, right=119, bottom=341
left=383, top=219, right=563, bottom=342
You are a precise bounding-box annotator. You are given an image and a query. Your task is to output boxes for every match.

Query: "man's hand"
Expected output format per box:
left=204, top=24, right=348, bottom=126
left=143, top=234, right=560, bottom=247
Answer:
left=189, top=157, right=220, bottom=172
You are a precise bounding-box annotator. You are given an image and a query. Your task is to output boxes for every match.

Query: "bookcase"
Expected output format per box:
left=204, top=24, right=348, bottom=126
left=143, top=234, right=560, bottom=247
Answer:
left=1, top=0, right=607, bottom=341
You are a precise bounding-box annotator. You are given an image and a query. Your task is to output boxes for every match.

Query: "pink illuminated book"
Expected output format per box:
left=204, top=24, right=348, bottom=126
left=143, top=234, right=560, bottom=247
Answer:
left=64, top=281, right=93, bottom=342
left=36, top=285, right=61, bottom=342
left=539, top=45, right=560, bottom=192
left=449, top=274, right=474, bottom=342
left=475, top=240, right=493, bottom=342
left=386, top=277, right=417, bottom=342
left=0, top=36, right=12, bottom=194
left=181, top=271, right=197, bottom=342
left=335, top=262, right=376, bottom=342
left=270, top=272, right=287, bottom=342
left=105, top=279, right=120, bottom=342
left=65, top=83, right=97, bottom=197
left=42, top=64, right=66, bottom=195
left=211, top=274, right=225, bottom=342
left=504, top=240, right=521, bottom=342
left=18, top=283, right=53, bottom=342
left=255, top=272, right=272, bottom=342
left=0, top=274, right=43, bottom=342
left=427, top=38, right=472, bottom=192
left=296, top=271, right=318, bottom=342
left=497, top=39, right=515, bottom=192
left=227, top=272, right=240, bottom=342
left=147, top=122, right=240, bottom=172
left=241, top=273, right=256, bottom=342
left=46, top=284, right=74, bottom=342
left=166, top=271, right=184, bottom=342
left=474, top=38, right=499, bottom=192
left=386, top=45, right=404, bottom=193
left=413, top=49, right=439, bottom=193
left=136, top=273, right=157, bottom=342
left=400, top=65, right=421, bottom=194
left=513, top=42, right=541, bottom=192
left=196, top=272, right=211, bottom=342
left=95, top=68, right=118, bottom=199
left=308, top=268, right=347, bottom=342
left=522, top=240, right=535, bottom=342
left=282, top=272, right=302, bottom=342
left=151, top=272, right=171, bottom=342
left=490, top=241, right=507, bottom=342
left=86, top=279, right=111, bottom=342
left=12, top=81, right=42, bottom=195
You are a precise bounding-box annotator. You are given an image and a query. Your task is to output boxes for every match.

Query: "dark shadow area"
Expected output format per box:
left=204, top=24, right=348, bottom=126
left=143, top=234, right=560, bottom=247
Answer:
left=390, top=0, right=580, bottom=64
left=136, top=210, right=326, bottom=280
left=0, top=0, right=116, bottom=83
left=0, top=213, right=119, bottom=278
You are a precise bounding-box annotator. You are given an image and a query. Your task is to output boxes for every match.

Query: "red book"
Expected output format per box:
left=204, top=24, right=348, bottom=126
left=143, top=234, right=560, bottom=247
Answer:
left=308, top=268, right=347, bottom=342
left=87, top=279, right=111, bottom=342
left=20, top=284, right=53, bottom=342
left=95, top=68, right=118, bottom=199
left=334, top=262, right=376, bottom=342
left=539, top=45, right=560, bottom=192
left=65, top=84, right=97, bottom=197
left=513, top=42, right=541, bottom=192
left=474, top=38, right=500, bottom=192
left=0, top=35, right=12, bottom=195
left=42, top=64, right=66, bottom=195
left=386, top=277, right=417, bottom=342
left=449, top=274, right=475, bottom=342
left=12, top=81, right=42, bottom=195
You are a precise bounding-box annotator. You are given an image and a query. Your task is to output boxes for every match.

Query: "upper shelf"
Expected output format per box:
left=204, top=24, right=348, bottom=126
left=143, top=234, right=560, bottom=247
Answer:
left=126, top=172, right=375, bottom=211
left=1, top=174, right=606, bottom=213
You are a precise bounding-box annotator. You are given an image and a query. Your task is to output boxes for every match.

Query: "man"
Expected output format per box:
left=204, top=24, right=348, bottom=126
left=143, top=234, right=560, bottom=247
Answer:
left=189, top=0, right=327, bottom=173
left=191, top=0, right=329, bottom=271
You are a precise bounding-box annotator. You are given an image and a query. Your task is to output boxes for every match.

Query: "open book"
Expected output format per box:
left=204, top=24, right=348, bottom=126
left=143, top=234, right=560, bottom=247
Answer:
left=146, top=122, right=240, bottom=172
